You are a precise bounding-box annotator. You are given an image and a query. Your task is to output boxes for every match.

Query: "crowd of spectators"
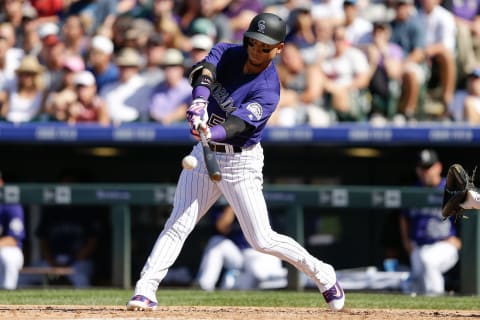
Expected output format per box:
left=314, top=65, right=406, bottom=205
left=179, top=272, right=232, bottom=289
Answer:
left=0, top=0, right=479, bottom=127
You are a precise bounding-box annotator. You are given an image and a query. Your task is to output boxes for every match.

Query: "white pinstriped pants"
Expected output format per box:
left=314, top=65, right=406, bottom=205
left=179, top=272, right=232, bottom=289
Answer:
left=410, top=241, right=459, bottom=295
left=0, top=246, right=23, bottom=289
left=134, top=143, right=337, bottom=302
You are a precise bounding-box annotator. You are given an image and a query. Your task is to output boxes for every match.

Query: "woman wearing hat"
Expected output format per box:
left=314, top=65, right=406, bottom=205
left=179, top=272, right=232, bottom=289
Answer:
left=0, top=55, right=45, bottom=123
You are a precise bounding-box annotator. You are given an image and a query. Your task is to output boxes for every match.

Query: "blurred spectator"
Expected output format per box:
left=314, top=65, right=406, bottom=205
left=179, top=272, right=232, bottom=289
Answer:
left=311, top=0, right=345, bottom=26
left=272, top=42, right=329, bottom=127
left=29, top=0, right=63, bottom=25
left=184, top=33, right=213, bottom=71
left=313, top=18, right=335, bottom=62
left=0, top=55, right=45, bottom=123
left=365, top=21, right=404, bottom=120
left=448, top=0, right=479, bottom=28
left=141, top=33, right=166, bottom=87
left=462, top=67, right=480, bottom=124
left=222, top=0, right=264, bottom=43
left=148, top=48, right=191, bottom=124
left=198, top=0, right=233, bottom=42
left=126, top=18, right=154, bottom=51
left=111, top=15, right=135, bottom=52
left=0, top=29, right=16, bottom=92
left=157, top=15, right=190, bottom=51
left=37, top=22, right=65, bottom=92
left=101, top=48, right=151, bottom=123
left=69, top=70, right=110, bottom=126
left=343, top=0, right=373, bottom=46
left=400, top=149, right=461, bottom=295
left=0, top=170, right=25, bottom=290
left=264, top=0, right=304, bottom=21
left=390, top=0, right=427, bottom=120
left=285, top=5, right=318, bottom=65
left=0, top=0, right=36, bottom=48
left=195, top=205, right=287, bottom=291
left=44, top=55, right=85, bottom=122
left=150, top=0, right=181, bottom=32
left=178, top=0, right=202, bottom=35
left=62, top=14, right=90, bottom=58
left=0, top=22, right=24, bottom=78
left=456, top=14, right=480, bottom=87
left=418, top=0, right=457, bottom=117
left=87, top=35, right=119, bottom=92
left=320, top=26, right=371, bottom=121
left=21, top=16, right=41, bottom=57
left=189, top=17, right=219, bottom=42
left=63, top=0, right=112, bottom=36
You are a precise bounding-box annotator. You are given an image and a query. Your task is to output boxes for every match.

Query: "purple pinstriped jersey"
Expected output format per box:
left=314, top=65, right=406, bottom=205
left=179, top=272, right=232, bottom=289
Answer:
left=202, top=43, right=281, bottom=147
left=0, top=204, right=25, bottom=248
left=401, top=178, right=458, bottom=246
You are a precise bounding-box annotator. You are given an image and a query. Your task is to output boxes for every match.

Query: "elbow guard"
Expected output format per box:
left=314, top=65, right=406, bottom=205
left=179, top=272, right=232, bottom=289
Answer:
left=189, top=61, right=217, bottom=89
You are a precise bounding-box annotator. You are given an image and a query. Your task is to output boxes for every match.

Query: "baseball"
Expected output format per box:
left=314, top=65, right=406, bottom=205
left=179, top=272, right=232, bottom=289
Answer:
left=182, top=155, right=198, bottom=170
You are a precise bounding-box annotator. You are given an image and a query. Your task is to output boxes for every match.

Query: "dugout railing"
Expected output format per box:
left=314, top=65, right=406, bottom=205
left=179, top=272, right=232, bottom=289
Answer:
left=1, top=183, right=478, bottom=294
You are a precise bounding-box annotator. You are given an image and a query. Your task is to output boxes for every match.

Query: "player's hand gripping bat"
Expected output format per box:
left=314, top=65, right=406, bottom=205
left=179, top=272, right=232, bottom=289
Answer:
left=198, top=127, right=222, bottom=182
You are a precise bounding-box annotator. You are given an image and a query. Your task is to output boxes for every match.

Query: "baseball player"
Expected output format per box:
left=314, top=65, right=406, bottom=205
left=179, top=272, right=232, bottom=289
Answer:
left=127, top=13, right=344, bottom=311
left=195, top=205, right=287, bottom=291
left=0, top=171, right=25, bottom=290
left=400, top=150, right=461, bottom=295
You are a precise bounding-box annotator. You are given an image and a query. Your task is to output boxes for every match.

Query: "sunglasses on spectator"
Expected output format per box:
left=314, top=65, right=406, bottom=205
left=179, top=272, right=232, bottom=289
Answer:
left=247, top=39, right=278, bottom=53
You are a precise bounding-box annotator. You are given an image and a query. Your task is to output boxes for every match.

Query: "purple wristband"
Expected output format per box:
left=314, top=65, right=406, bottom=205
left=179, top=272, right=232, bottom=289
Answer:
left=192, top=85, right=210, bottom=100
left=210, top=125, right=227, bottom=142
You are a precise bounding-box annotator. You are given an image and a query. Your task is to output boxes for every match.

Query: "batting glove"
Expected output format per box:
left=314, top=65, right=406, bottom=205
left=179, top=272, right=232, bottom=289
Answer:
left=190, top=125, right=211, bottom=141
left=187, top=98, right=208, bottom=130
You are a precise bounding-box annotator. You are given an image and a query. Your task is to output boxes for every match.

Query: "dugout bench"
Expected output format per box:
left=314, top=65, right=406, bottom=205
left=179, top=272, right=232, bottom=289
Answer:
left=1, top=183, right=478, bottom=294
left=19, top=266, right=74, bottom=287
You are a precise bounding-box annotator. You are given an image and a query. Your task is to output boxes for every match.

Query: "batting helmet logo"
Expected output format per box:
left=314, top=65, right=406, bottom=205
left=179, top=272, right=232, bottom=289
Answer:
left=257, top=20, right=266, bottom=34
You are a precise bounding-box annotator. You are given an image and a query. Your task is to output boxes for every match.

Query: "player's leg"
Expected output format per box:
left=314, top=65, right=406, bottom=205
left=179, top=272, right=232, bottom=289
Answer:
left=0, top=246, right=23, bottom=289
left=195, top=236, right=243, bottom=291
left=218, top=144, right=344, bottom=310
left=129, top=145, right=222, bottom=308
left=418, top=242, right=459, bottom=295
left=409, top=246, right=426, bottom=294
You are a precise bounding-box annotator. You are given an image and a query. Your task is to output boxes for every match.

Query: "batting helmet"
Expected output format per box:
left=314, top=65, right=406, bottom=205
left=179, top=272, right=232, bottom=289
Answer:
left=244, top=13, right=287, bottom=45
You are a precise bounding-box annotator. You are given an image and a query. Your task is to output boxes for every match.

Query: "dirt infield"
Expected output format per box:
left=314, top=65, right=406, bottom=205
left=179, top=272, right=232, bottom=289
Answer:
left=0, top=305, right=479, bottom=320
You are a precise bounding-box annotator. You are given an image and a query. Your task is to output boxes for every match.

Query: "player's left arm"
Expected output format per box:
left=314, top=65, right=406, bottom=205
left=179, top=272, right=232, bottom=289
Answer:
left=0, top=204, right=25, bottom=247
left=0, top=235, right=18, bottom=247
left=209, top=91, right=278, bottom=142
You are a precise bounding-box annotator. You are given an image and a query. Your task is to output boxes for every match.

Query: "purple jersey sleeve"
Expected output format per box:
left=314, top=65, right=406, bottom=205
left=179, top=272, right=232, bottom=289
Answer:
left=202, top=43, right=281, bottom=147
left=0, top=204, right=25, bottom=248
left=401, top=178, right=457, bottom=246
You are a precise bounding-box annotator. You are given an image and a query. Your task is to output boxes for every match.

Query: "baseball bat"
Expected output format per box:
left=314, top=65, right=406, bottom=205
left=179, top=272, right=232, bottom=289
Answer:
left=198, top=128, right=222, bottom=182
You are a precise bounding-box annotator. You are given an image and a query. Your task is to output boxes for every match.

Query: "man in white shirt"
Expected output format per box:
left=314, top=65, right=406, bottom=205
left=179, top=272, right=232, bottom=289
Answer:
left=100, top=48, right=152, bottom=123
left=321, top=26, right=371, bottom=120
left=343, top=0, right=373, bottom=46
left=419, top=0, right=457, bottom=114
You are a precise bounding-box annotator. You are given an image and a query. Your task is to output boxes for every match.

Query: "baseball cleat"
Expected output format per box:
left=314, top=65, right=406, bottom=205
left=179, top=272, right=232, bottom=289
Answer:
left=322, top=281, right=345, bottom=311
left=126, top=295, right=157, bottom=311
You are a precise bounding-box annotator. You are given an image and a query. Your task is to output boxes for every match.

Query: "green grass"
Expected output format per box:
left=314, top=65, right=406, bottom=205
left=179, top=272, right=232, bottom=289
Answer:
left=0, top=289, right=479, bottom=310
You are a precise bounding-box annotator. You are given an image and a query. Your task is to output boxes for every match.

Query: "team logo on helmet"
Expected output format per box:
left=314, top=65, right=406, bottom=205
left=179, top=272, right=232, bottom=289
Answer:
left=257, top=20, right=266, bottom=34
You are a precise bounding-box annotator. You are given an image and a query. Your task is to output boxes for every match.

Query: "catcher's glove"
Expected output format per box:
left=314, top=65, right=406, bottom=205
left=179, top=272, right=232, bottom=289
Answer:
left=441, top=164, right=476, bottom=222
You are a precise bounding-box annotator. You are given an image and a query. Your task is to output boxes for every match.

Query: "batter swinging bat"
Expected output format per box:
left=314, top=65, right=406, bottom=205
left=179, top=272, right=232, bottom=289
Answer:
left=198, top=128, right=222, bottom=182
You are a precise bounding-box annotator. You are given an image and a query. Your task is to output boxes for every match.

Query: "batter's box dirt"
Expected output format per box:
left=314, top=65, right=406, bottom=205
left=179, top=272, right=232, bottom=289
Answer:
left=0, top=305, right=478, bottom=320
